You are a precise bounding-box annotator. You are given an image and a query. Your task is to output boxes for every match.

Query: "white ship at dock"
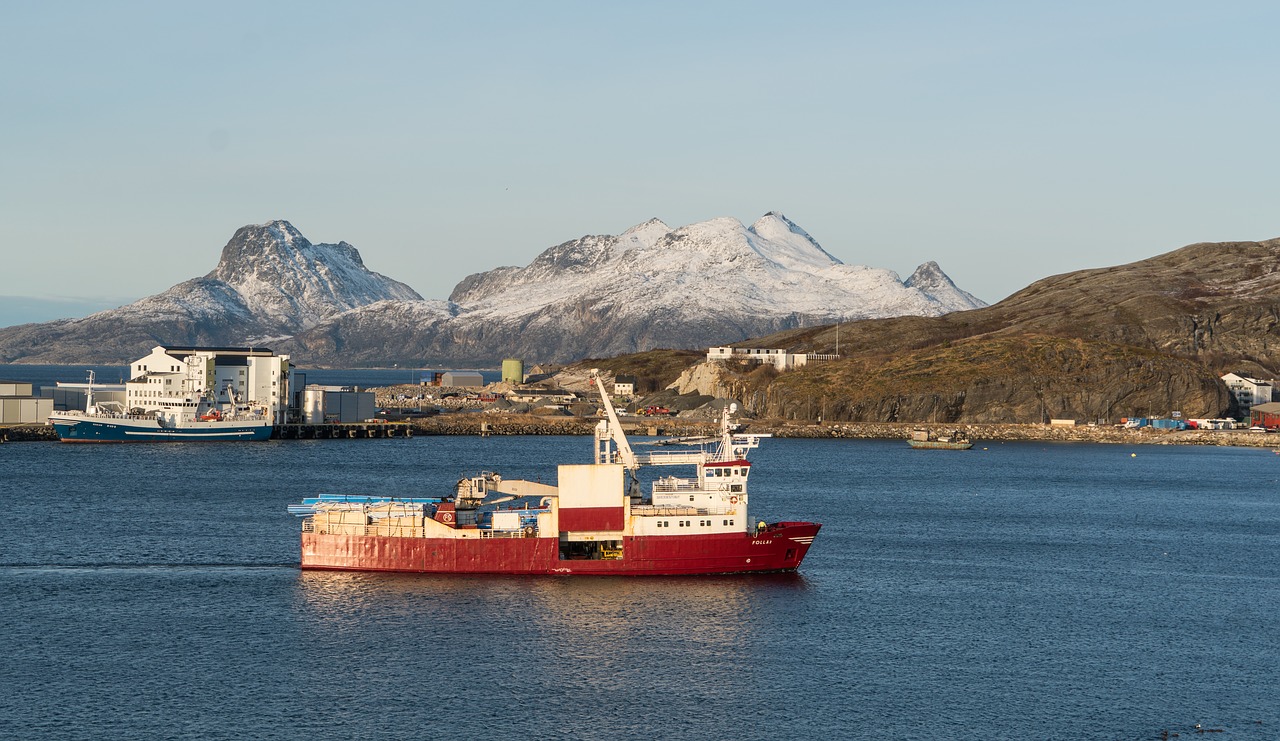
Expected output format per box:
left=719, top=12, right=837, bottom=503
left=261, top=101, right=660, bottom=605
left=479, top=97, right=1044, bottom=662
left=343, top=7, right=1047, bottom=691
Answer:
left=48, top=369, right=271, bottom=443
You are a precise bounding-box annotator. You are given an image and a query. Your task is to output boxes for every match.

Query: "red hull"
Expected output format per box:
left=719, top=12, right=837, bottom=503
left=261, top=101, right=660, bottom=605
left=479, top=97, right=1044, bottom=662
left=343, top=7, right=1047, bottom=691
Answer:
left=301, top=522, right=820, bottom=576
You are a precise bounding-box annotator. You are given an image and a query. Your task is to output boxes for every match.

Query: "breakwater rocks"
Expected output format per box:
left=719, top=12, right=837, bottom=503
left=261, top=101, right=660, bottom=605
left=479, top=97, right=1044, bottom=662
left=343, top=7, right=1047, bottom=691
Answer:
left=410, top=416, right=594, bottom=436
left=762, top=421, right=1279, bottom=447
left=407, top=415, right=715, bottom=438
left=408, top=416, right=1280, bottom=448
left=0, top=425, right=58, bottom=442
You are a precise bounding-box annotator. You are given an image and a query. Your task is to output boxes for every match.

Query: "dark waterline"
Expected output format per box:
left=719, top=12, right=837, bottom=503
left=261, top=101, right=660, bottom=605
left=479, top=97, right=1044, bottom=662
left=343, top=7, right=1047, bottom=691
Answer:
left=1, top=437, right=1277, bottom=739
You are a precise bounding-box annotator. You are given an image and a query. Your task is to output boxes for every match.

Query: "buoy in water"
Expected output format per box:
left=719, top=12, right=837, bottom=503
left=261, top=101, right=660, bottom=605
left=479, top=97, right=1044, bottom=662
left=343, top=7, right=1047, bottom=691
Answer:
left=1130, top=453, right=1137, bottom=458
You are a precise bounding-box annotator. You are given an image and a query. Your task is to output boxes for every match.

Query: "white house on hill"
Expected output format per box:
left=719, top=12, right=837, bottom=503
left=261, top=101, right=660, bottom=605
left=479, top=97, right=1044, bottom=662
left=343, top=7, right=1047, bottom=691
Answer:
left=707, top=346, right=838, bottom=371
left=1221, top=372, right=1275, bottom=419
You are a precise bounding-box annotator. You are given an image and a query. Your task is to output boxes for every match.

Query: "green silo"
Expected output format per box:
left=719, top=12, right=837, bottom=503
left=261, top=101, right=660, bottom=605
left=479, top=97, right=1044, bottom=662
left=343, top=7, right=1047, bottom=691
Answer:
left=502, top=358, right=524, bottom=384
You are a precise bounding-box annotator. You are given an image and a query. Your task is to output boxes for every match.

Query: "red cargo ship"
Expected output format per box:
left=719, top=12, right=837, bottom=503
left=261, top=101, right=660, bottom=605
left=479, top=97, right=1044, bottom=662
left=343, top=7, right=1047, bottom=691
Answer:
left=295, top=370, right=820, bottom=575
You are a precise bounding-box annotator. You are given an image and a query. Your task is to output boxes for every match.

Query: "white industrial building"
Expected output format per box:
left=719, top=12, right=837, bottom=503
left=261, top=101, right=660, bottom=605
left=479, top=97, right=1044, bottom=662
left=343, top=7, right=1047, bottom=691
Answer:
left=126, top=346, right=292, bottom=423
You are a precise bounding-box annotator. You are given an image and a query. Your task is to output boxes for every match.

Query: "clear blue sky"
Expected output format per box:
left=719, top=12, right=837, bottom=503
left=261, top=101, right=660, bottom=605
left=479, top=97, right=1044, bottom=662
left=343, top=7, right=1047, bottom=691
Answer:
left=3, top=1, right=1279, bottom=325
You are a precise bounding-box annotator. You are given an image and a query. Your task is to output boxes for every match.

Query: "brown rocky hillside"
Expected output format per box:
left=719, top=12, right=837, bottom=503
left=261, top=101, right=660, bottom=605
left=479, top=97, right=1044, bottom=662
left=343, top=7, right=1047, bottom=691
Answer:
left=766, top=238, right=1280, bottom=372
left=587, top=237, right=1280, bottom=422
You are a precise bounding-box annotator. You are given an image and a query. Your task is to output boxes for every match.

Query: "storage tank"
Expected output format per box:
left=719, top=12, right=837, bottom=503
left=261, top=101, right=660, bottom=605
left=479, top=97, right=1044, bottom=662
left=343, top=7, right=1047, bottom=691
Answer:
left=502, top=359, right=524, bottom=384
left=303, top=386, right=325, bottom=424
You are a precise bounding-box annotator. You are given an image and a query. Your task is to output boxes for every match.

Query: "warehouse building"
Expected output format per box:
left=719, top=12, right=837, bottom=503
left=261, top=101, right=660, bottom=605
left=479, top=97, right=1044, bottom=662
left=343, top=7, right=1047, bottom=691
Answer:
left=0, top=380, right=53, bottom=424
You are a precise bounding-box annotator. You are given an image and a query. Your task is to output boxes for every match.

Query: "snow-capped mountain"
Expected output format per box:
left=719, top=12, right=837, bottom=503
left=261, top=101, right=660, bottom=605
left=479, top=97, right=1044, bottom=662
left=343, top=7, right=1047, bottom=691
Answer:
left=447, top=212, right=980, bottom=320
left=0, top=214, right=985, bottom=365
left=0, top=221, right=421, bottom=363
left=280, top=213, right=986, bottom=365
left=903, top=260, right=985, bottom=313
left=205, top=221, right=423, bottom=328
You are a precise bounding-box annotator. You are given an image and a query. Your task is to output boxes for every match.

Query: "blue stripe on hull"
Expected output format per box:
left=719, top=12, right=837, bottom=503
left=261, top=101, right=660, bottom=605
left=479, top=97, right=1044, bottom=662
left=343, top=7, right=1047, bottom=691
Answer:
left=53, top=420, right=272, bottom=443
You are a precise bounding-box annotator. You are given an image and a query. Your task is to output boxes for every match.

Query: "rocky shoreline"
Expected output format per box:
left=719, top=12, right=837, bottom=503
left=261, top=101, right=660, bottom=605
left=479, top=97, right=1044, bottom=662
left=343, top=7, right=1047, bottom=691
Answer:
left=403, top=415, right=1280, bottom=448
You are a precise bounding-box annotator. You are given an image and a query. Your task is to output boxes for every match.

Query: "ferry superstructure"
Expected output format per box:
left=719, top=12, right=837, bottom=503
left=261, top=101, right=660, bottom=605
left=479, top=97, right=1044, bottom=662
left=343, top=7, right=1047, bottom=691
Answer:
left=295, top=369, right=820, bottom=575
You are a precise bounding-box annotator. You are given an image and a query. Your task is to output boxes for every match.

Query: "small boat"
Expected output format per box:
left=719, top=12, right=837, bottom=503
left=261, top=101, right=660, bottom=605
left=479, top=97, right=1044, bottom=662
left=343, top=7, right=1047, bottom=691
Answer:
left=293, top=369, right=821, bottom=575
left=48, top=371, right=272, bottom=443
left=908, top=428, right=973, bottom=450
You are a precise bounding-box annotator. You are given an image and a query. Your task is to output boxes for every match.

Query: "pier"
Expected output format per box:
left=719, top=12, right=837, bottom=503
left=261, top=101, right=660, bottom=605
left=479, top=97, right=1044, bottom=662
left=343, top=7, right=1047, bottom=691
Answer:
left=272, top=422, right=412, bottom=439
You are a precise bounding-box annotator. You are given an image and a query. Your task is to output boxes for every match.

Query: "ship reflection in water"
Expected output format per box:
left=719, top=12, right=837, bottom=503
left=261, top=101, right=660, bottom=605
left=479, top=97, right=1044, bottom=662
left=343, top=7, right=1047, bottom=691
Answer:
left=295, top=570, right=810, bottom=655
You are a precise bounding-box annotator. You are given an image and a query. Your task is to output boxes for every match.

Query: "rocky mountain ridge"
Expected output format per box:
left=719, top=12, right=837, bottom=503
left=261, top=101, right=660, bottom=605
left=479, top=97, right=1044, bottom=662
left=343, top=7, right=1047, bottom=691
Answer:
left=0, top=214, right=983, bottom=365
left=0, top=221, right=421, bottom=364
left=279, top=212, right=985, bottom=365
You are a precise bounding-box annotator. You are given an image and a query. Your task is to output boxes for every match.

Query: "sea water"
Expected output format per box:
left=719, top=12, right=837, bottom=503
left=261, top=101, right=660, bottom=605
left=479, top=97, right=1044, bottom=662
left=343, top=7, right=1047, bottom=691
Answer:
left=1, top=436, right=1277, bottom=740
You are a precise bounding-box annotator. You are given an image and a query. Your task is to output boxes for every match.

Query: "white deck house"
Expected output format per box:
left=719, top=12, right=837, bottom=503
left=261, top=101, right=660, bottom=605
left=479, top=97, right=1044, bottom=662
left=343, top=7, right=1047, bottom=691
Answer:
left=1221, top=372, right=1275, bottom=419
left=127, top=346, right=291, bottom=423
left=707, top=346, right=838, bottom=371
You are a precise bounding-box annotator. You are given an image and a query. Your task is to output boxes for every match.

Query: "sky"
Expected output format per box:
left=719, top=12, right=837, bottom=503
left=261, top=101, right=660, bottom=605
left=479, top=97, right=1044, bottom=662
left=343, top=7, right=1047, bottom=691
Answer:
left=3, top=1, right=1279, bottom=326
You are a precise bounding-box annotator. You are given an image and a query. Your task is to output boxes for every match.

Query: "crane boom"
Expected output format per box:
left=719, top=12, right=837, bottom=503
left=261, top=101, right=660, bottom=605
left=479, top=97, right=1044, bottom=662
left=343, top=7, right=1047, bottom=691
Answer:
left=589, top=368, right=638, bottom=470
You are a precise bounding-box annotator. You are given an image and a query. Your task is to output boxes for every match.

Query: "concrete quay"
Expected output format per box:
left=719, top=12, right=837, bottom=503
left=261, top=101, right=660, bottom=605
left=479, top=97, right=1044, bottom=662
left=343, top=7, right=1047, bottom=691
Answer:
left=272, top=422, right=411, bottom=439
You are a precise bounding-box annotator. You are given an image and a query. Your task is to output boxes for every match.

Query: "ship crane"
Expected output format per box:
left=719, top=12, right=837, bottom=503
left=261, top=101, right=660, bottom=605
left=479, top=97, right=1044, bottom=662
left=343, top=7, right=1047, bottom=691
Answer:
left=589, top=368, right=641, bottom=497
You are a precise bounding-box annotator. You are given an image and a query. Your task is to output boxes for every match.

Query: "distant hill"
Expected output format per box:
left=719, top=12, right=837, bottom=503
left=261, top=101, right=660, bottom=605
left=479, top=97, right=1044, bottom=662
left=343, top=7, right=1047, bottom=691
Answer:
left=579, top=238, right=1280, bottom=423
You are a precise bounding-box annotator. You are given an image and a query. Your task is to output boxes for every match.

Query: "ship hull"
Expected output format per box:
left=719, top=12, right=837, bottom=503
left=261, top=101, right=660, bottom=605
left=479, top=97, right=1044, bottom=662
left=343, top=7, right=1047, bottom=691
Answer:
left=301, top=522, right=821, bottom=576
left=907, top=439, right=973, bottom=450
left=50, top=415, right=272, bottom=443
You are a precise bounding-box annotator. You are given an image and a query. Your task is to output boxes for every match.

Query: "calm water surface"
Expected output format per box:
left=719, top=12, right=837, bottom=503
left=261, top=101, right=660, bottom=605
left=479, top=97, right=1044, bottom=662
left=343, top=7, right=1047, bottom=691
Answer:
left=1, top=436, right=1277, bottom=740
